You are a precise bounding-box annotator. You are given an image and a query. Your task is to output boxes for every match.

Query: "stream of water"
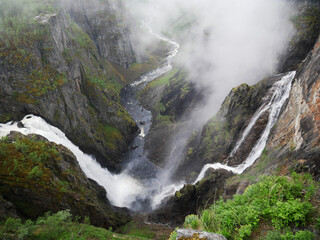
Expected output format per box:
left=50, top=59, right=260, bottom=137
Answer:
left=194, top=71, right=296, bottom=183
left=0, top=29, right=180, bottom=212
left=0, top=27, right=296, bottom=212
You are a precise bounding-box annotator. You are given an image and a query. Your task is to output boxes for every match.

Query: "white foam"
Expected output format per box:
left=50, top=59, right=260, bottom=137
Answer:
left=0, top=115, right=145, bottom=208
left=194, top=71, right=296, bottom=183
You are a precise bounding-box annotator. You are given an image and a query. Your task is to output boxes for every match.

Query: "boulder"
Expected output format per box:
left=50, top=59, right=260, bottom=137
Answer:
left=176, top=229, right=227, bottom=240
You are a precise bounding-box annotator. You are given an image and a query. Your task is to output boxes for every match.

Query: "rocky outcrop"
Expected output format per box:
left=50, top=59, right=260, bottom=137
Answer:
left=278, top=2, right=320, bottom=72
left=0, top=1, right=139, bottom=170
left=176, top=229, right=227, bottom=240
left=64, top=0, right=136, bottom=68
left=139, top=69, right=206, bottom=168
left=0, top=132, right=130, bottom=229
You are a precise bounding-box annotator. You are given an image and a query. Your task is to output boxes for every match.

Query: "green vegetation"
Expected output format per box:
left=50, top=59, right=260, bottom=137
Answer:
left=102, top=125, right=124, bottom=150
left=0, top=0, right=67, bottom=103
left=182, top=173, right=319, bottom=240
left=291, top=6, right=320, bottom=41
left=117, top=221, right=156, bottom=239
left=0, top=210, right=152, bottom=240
left=145, top=69, right=179, bottom=89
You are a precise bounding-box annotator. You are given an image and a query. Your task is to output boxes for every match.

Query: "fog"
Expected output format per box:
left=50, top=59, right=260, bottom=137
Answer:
left=126, top=0, right=295, bottom=117
left=123, top=0, right=296, bottom=190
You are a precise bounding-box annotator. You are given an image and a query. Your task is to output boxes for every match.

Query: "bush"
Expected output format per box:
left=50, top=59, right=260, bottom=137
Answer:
left=184, top=214, right=200, bottom=229
left=183, top=174, right=318, bottom=240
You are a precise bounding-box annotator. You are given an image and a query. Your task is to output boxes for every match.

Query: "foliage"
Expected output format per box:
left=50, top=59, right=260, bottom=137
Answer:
left=117, top=221, right=156, bottom=239
left=183, top=174, right=319, bottom=240
left=0, top=210, right=152, bottom=240
left=169, top=228, right=179, bottom=240
left=264, top=230, right=315, bottom=240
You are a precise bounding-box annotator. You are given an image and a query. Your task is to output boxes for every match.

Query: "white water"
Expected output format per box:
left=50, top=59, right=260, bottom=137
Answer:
left=0, top=115, right=145, bottom=208
left=131, top=24, right=179, bottom=87
left=0, top=27, right=180, bottom=211
left=194, top=71, right=296, bottom=183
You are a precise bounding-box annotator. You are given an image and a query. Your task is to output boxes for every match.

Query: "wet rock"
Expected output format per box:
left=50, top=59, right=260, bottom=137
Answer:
left=131, top=145, right=139, bottom=150
left=140, top=121, right=146, bottom=125
left=176, top=229, right=227, bottom=240
left=17, top=122, right=24, bottom=128
left=0, top=3, right=138, bottom=171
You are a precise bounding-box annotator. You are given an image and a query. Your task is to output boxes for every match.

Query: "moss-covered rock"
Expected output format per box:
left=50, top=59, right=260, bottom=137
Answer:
left=0, top=132, right=130, bottom=229
left=0, top=0, right=141, bottom=170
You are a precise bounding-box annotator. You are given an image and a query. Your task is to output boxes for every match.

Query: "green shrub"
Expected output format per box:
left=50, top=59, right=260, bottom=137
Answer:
left=265, top=230, right=315, bottom=240
left=184, top=214, right=200, bottom=229
left=14, top=140, right=28, bottom=153
left=183, top=174, right=318, bottom=240
left=28, top=166, right=42, bottom=179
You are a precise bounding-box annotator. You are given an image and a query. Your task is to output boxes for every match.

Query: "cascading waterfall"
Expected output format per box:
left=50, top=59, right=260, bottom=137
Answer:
left=0, top=26, right=180, bottom=212
left=194, top=71, right=296, bottom=183
left=0, top=115, right=144, bottom=208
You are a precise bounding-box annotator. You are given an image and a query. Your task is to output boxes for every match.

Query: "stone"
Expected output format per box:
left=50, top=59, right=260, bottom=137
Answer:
left=176, top=229, right=227, bottom=240
left=17, top=122, right=24, bottom=128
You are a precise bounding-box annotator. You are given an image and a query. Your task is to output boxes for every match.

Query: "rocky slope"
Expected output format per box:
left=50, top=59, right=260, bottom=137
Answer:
left=139, top=69, right=206, bottom=168
left=0, top=0, right=157, bottom=170
left=148, top=0, right=320, bottom=225
left=0, top=132, right=130, bottom=229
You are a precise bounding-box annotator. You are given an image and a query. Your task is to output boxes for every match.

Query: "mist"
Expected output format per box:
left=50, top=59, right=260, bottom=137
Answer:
left=123, top=0, right=296, bottom=193
left=126, top=0, right=295, bottom=117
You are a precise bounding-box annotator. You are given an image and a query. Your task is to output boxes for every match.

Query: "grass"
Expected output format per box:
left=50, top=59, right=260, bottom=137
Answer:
left=117, top=221, right=156, bottom=239
left=180, top=173, right=319, bottom=240
left=0, top=210, right=152, bottom=240
left=145, top=69, right=179, bottom=89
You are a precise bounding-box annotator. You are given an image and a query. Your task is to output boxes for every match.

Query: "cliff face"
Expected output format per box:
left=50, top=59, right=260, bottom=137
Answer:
left=0, top=132, right=130, bottom=229
left=149, top=1, right=320, bottom=224
left=65, top=0, right=136, bottom=68
left=0, top=0, right=140, bottom=170
left=266, top=34, right=320, bottom=180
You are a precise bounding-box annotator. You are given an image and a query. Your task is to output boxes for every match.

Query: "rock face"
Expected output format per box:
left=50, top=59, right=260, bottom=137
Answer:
left=266, top=34, right=320, bottom=180
left=176, top=229, right=227, bottom=240
left=139, top=69, right=206, bottom=168
left=65, top=0, right=136, bottom=68
left=278, top=3, right=320, bottom=72
left=0, top=1, right=139, bottom=170
left=149, top=1, right=320, bottom=225
left=0, top=132, right=130, bottom=229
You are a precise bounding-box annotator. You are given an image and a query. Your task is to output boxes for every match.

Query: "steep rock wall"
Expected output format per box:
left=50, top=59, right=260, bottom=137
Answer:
left=0, top=1, right=138, bottom=170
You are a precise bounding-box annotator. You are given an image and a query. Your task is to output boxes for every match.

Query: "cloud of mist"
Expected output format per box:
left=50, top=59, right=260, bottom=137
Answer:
left=126, top=0, right=295, bottom=118
left=124, top=0, right=296, bottom=187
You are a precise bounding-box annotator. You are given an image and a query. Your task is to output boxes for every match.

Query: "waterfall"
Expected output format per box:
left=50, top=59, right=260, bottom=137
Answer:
left=194, top=71, right=296, bottom=183
left=0, top=26, right=180, bottom=211
left=0, top=115, right=145, bottom=208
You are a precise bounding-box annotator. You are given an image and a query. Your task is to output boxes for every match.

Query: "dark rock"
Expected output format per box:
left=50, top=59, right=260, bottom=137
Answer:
left=17, top=122, right=24, bottom=128
left=0, top=3, right=138, bottom=171
left=0, top=132, right=130, bottom=229
left=176, top=229, right=227, bottom=240
left=140, top=121, right=146, bottom=125
left=131, top=145, right=139, bottom=149
left=0, top=195, right=18, bottom=221
left=277, top=3, right=320, bottom=72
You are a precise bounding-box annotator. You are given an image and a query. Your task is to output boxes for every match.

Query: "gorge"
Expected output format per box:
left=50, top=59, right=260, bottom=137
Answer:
left=1, top=0, right=320, bottom=239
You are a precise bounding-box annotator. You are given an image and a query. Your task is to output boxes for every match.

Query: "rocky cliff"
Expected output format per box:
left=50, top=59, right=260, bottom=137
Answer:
left=0, top=0, right=146, bottom=170
left=0, top=132, right=130, bottom=229
left=148, top=0, right=320, bottom=225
